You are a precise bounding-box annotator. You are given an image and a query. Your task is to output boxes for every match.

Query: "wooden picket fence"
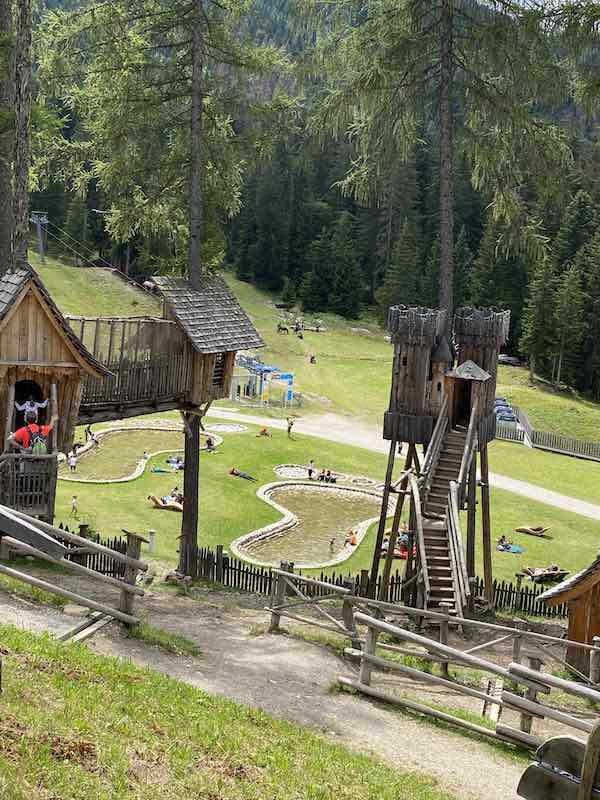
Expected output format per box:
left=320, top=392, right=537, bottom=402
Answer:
left=196, top=547, right=564, bottom=618
left=473, top=576, right=567, bottom=618
left=195, top=546, right=405, bottom=603
left=495, top=421, right=525, bottom=443
left=496, top=405, right=600, bottom=461
left=56, top=524, right=127, bottom=578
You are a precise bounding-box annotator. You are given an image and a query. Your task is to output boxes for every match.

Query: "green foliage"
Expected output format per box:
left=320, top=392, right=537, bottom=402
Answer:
left=376, top=218, right=420, bottom=320
left=520, top=257, right=557, bottom=376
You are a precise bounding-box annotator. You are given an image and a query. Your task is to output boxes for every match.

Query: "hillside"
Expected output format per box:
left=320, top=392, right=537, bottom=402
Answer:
left=30, top=253, right=161, bottom=317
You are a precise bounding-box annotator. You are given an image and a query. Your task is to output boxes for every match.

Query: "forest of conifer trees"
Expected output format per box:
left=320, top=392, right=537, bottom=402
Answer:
left=9, top=0, right=600, bottom=400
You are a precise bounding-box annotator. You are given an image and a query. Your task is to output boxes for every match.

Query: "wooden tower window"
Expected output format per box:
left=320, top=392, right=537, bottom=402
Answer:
left=212, top=354, right=225, bottom=386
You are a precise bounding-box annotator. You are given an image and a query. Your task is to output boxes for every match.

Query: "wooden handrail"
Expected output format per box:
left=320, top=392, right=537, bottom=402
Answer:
left=420, top=397, right=448, bottom=490
left=457, top=397, right=479, bottom=502
left=446, top=481, right=471, bottom=614
left=408, top=473, right=430, bottom=606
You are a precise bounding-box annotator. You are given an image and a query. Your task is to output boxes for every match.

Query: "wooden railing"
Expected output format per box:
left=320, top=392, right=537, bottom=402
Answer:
left=0, top=454, right=58, bottom=521
left=446, top=481, right=470, bottom=615
left=0, top=508, right=148, bottom=625
left=457, top=398, right=479, bottom=504
left=408, top=471, right=430, bottom=609
left=419, top=397, right=448, bottom=505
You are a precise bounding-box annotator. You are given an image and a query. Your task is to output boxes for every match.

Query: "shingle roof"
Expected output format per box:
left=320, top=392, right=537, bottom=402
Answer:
left=538, top=555, right=600, bottom=605
left=152, top=274, right=264, bottom=354
left=0, top=265, right=110, bottom=376
left=446, top=360, right=491, bottom=382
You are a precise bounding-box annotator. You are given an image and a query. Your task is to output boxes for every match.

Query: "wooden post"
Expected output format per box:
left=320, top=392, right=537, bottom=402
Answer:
left=480, top=445, right=494, bottom=605
left=590, top=637, right=600, bottom=685
left=359, top=624, right=379, bottom=687
left=369, top=439, right=399, bottom=597
left=50, top=382, right=58, bottom=453
left=379, top=445, right=415, bottom=602
left=342, top=577, right=361, bottom=650
left=359, top=569, right=369, bottom=597
left=4, top=381, right=14, bottom=451
left=119, top=531, right=146, bottom=625
left=519, top=655, right=543, bottom=734
left=439, top=601, right=452, bottom=677
left=216, top=544, right=224, bottom=584
left=466, top=453, right=477, bottom=580
left=179, top=412, right=200, bottom=578
left=269, top=560, right=288, bottom=633
left=512, top=621, right=524, bottom=665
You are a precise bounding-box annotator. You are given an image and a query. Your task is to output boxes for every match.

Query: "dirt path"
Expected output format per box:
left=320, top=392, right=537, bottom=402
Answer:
left=0, top=586, right=523, bottom=800
left=208, top=408, right=600, bottom=520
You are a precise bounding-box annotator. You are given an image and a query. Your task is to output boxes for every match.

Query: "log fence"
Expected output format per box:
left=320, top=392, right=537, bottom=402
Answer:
left=0, top=508, right=147, bottom=625
left=334, top=610, right=600, bottom=756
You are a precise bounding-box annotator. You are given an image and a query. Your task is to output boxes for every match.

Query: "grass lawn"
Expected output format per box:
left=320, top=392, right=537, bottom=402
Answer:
left=489, top=440, right=600, bottom=505
left=53, top=417, right=600, bottom=586
left=30, top=252, right=161, bottom=317
left=60, top=430, right=185, bottom=481
left=0, top=626, right=448, bottom=800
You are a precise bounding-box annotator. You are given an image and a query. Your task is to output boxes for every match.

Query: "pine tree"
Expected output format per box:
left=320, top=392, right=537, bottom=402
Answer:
left=552, top=191, right=597, bottom=271
left=554, top=263, right=585, bottom=387
left=300, top=233, right=331, bottom=312
left=422, top=236, right=441, bottom=309
left=329, top=212, right=362, bottom=318
left=64, top=194, right=90, bottom=264
left=520, top=258, right=557, bottom=379
left=375, top=218, right=419, bottom=321
left=281, top=276, right=297, bottom=307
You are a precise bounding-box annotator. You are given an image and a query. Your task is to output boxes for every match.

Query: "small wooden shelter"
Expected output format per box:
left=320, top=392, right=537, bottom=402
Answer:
left=0, top=266, right=108, bottom=521
left=444, top=360, right=491, bottom=429
left=539, top=555, right=600, bottom=674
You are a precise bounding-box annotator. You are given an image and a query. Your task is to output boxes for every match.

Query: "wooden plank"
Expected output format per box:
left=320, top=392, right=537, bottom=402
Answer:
left=495, top=723, right=542, bottom=750
left=272, top=569, right=350, bottom=594
left=5, top=507, right=147, bottom=571
left=0, top=563, right=139, bottom=625
left=338, top=676, right=503, bottom=740
left=344, top=647, right=502, bottom=704
left=0, top=503, right=66, bottom=559
left=502, top=691, right=594, bottom=734
left=534, top=736, right=597, bottom=787
left=509, top=663, right=600, bottom=703
left=2, top=536, right=144, bottom=595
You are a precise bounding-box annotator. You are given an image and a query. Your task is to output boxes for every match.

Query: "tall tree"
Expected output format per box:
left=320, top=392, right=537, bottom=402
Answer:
left=520, top=257, right=557, bottom=380
left=552, top=190, right=596, bottom=272
left=13, top=0, right=31, bottom=264
left=376, top=218, right=420, bottom=320
left=553, top=263, right=585, bottom=387
left=328, top=211, right=362, bottom=318
left=305, top=0, right=578, bottom=322
left=0, top=0, right=14, bottom=272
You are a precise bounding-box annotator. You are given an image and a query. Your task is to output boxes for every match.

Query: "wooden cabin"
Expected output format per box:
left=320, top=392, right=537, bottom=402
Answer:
left=0, top=266, right=108, bottom=521
left=152, top=274, right=264, bottom=407
left=539, top=557, right=600, bottom=675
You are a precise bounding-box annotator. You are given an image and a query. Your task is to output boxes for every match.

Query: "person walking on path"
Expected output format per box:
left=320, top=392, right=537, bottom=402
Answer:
left=68, top=452, right=77, bottom=473
left=307, top=459, right=315, bottom=479
left=71, top=495, right=78, bottom=518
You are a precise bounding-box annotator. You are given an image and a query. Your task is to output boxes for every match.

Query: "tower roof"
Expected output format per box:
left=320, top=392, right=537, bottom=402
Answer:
left=431, top=336, right=453, bottom=364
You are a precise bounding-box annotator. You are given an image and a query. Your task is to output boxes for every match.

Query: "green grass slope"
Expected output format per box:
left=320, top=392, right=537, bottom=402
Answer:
left=30, top=253, right=161, bottom=317
left=0, top=626, right=448, bottom=800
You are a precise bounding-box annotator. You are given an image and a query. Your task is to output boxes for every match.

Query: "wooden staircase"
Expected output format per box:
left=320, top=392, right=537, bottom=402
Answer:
left=422, top=425, right=467, bottom=613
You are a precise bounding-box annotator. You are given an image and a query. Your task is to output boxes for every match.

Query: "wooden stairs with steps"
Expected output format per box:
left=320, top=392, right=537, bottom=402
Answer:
left=422, top=425, right=467, bottom=614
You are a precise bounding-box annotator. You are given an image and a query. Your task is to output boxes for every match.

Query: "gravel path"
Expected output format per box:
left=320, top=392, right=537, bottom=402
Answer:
left=208, top=408, right=600, bottom=520
left=0, top=587, right=523, bottom=800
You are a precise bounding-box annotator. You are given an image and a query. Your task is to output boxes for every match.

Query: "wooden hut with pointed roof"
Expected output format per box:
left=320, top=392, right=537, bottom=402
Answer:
left=0, top=266, right=109, bottom=521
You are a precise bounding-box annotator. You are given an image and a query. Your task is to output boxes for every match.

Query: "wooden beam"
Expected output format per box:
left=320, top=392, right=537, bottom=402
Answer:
left=179, top=412, right=200, bottom=577
left=0, top=562, right=138, bottom=625
left=379, top=446, right=414, bottom=601
left=0, top=504, right=66, bottom=559
left=369, top=439, right=398, bottom=597
left=466, top=452, right=477, bottom=579
left=479, top=444, right=494, bottom=605
left=4, top=380, right=14, bottom=450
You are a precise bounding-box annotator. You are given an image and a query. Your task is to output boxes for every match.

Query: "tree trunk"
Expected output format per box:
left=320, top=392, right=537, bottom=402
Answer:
left=438, top=0, right=455, bottom=325
left=556, top=343, right=564, bottom=387
left=179, top=413, right=200, bottom=577
left=13, top=0, right=31, bottom=265
left=0, top=0, right=14, bottom=274
left=188, top=8, right=203, bottom=290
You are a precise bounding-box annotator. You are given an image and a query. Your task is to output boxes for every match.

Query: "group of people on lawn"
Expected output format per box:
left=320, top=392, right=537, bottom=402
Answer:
left=307, top=460, right=337, bottom=483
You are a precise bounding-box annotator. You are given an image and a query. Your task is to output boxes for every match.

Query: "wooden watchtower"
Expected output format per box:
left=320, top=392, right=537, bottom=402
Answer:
left=0, top=267, right=108, bottom=521
left=373, top=305, right=509, bottom=615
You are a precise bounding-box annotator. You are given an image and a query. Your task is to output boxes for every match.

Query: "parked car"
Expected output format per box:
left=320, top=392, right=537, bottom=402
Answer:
left=498, top=354, right=523, bottom=366
left=498, top=413, right=517, bottom=423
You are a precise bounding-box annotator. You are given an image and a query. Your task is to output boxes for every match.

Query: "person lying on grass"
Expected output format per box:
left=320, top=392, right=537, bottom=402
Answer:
left=229, top=467, right=257, bottom=482
left=256, top=427, right=272, bottom=438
